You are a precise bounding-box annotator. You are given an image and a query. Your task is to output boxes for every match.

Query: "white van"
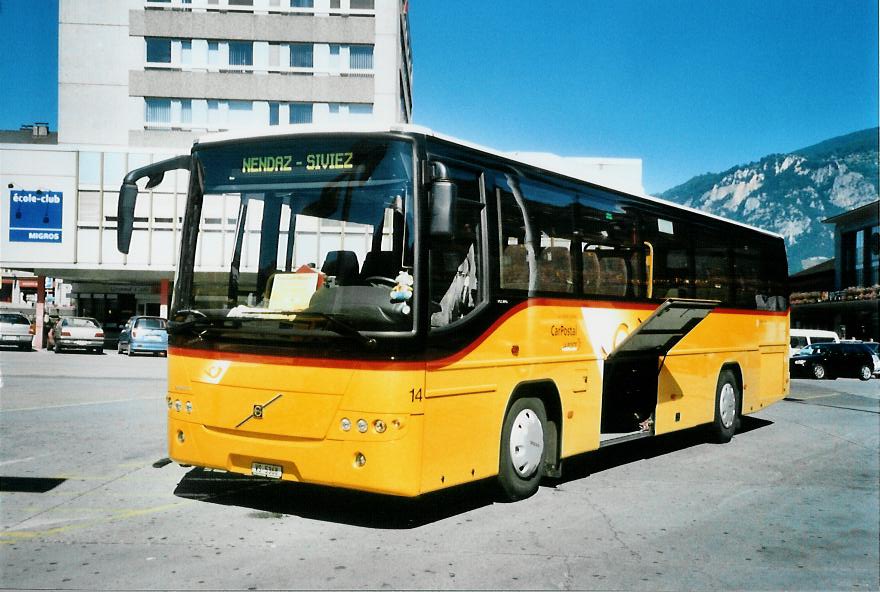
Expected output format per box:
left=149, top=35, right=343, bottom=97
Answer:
left=790, top=329, right=840, bottom=357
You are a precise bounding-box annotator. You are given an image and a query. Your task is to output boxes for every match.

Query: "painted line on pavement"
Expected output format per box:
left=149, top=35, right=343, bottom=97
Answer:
left=1, top=396, right=159, bottom=413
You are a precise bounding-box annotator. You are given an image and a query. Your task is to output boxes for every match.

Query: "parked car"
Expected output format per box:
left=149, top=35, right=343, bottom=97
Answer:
left=0, top=312, right=34, bottom=351
left=52, top=317, right=104, bottom=354
left=117, top=316, right=168, bottom=356
left=789, top=328, right=840, bottom=357
left=790, top=342, right=880, bottom=381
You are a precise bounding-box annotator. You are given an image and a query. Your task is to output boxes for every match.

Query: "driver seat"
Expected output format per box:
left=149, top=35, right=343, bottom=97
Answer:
left=321, top=250, right=360, bottom=286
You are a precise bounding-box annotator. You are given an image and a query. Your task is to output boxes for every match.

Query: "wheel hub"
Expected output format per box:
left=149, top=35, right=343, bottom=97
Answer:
left=509, top=408, right=544, bottom=478
left=719, top=383, right=736, bottom=429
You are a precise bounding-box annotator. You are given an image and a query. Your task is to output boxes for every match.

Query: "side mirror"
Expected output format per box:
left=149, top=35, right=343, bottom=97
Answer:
left=115, top=154, right=192, bottom=254
left=117, top=182, right=138, bottom=254
left=430, top=179, right=457, bottom=239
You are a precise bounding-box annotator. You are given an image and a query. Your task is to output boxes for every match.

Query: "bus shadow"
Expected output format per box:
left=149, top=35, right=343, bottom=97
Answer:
left=172, top=417, right=772, bottom=528
left=549, top=416, right=773, bottom=486
left=172, top=468, right=498, bottom=529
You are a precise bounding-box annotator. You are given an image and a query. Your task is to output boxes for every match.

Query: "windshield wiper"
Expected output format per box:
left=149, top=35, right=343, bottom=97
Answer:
left=167, top=313, right=263, bottom=336
left=272, top=311, right=377, bottom=349
left=171, top=310, right=377, bottom=349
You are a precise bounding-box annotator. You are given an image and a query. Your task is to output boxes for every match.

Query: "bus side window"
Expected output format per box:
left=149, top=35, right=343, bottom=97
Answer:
left=692, top=224, right=732, bottom=304
left=576, top=193, right=642, bottom=299
left=501, top=243, right=530, bottom=291
left=496, top=174, right=575, bottom=296
left=538, top=244, right=573, bottom=293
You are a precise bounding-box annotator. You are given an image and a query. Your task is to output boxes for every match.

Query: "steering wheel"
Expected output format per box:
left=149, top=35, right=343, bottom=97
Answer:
left=365, top=276, right=397, bottom=287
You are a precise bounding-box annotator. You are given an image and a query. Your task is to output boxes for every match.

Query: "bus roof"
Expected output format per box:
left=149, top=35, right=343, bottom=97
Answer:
left=195, top=123, right=784, bottom=240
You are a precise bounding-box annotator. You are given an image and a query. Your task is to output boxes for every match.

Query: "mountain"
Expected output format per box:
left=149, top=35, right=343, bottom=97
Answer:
left=659, top=128, right=879, bottom=273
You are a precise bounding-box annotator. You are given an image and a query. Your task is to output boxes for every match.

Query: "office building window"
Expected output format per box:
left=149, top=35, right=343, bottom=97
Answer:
left=350, top=104, right=373, bottom=119
left=228, top=101, right=254, bottom=128
left=229, top=42, right=253, bottom=67
left=181, top=100, right=192, bottom=125
left=208, top=41, right=221, bottom=66
left=229, top=0, right=254, bottom=5
left=146, top=38, right=172, bottom=63
left=330, top=0, right=340, bottom=7
left=208, top=100, right=222, bottom=127
left=145, top=99, right=172, bottom=124
left=181, top=40, right=192, bottom=65
left=78, top=152, right=101, bottom=186
left=290, top=44, right=313, bottom=68
left=290, top=103, right=313, bottom=124
left=269, top=103, right=280, bottom=126
left=349, top=45, right=373, bottom=70
left=291, top=0, right=314, bottom=7
left=350, top=0, right=374, bottom=8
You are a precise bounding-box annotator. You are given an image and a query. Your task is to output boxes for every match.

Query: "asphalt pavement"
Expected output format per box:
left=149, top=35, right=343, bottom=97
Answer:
left=1, top=347, right=878, bottom=590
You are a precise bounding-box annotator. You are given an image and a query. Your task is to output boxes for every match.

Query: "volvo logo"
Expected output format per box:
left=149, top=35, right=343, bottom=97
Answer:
left=236, top=394, right=283, bottom=428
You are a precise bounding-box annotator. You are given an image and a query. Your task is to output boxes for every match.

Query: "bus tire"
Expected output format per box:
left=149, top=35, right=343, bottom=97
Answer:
left=498, top=397, right=548, bottom=501
left=711, top=369, right=739, bottom=444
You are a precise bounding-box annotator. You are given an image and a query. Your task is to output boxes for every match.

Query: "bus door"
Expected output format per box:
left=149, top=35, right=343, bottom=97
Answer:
left=599, top=299, right=716, bottom=443
left=422, top=163, right=493, bottom=491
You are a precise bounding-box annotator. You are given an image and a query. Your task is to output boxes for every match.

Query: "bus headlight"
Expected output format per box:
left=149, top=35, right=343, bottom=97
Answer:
left=340, top=418, right=351, bottom=432
left=373, top=419, right=386, bottom=433
left=354, top=452, right=366, bottom=467
left=357, top=419, right=368, bottom=433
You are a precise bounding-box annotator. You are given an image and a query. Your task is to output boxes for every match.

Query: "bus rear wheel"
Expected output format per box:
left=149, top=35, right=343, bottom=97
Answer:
left=711, top=370, right=739, bottom=444
left=498, top=397, right=547, bottom=501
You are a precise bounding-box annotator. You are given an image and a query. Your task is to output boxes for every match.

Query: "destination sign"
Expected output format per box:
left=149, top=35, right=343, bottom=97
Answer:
left=241, top=152, right=355, bottom=174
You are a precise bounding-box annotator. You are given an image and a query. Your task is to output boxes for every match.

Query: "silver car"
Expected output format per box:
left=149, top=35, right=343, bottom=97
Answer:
left=52, top=317, right=105, bottom=354
left=0, top=312, right=34, bottom=351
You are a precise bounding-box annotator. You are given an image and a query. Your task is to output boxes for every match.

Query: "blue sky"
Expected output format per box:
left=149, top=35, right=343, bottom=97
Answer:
left=1, top=0, right=877, bottom=193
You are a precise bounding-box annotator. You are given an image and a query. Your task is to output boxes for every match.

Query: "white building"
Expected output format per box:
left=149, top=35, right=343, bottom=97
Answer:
left=60, top=0, right=413, bottom=147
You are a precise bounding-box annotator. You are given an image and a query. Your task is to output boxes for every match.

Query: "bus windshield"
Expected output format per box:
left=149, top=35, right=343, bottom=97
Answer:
left=172, top=136, right=416, bottom=338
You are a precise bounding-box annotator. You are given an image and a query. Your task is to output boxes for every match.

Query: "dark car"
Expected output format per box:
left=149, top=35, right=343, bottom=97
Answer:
left=790, top=342, right=880, bottom=381
left=117, top=316, right=168, bottom=356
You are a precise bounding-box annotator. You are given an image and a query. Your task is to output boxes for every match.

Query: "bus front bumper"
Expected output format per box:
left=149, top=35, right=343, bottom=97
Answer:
left=168, top=414, right=424, bottom=497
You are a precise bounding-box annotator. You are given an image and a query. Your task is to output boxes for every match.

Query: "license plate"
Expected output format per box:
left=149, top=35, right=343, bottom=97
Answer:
left=75, top=340, right=90, bottom=345
left=252, top=462, right=282, bottom=479
left=145, top=335, right=161, bottom=341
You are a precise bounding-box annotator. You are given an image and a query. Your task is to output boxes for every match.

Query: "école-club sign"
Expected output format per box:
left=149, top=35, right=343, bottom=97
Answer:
left=8, top=190, right=63, bottom=243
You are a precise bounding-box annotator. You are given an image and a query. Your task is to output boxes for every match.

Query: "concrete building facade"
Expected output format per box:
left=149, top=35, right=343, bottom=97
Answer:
left=59, top=0, right=413, bottom=148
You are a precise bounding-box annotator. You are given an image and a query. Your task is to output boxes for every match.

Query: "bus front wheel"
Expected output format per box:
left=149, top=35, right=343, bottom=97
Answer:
left=498, top=397, right=548, bottom=501
left=711, top=370, right=739, bottom=444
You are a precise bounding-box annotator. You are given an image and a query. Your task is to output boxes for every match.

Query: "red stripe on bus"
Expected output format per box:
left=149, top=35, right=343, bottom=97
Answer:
left=169, top=299, right=786, bottom=369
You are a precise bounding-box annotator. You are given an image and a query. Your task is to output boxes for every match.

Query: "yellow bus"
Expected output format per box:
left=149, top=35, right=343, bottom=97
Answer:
left=117, top=125, right=789, bottom=500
